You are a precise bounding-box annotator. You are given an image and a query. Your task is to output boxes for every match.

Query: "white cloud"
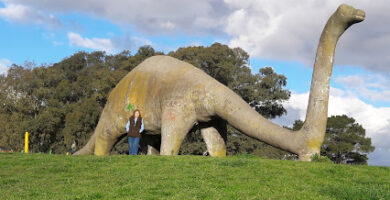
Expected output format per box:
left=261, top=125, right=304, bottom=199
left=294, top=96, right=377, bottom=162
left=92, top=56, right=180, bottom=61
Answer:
left=0, top=3, right=62, bottom=28
left=67, top=32, right=152, bottom=54
left=68, top=32, right=115, bottom=53
left=6, top=0, right=390, bottom=75
left=273, top=87, right=390, bottom=166
left=0, top=58, right=12, bottom=75
left=335, top=74, right=390, bottom=102
left=4, top=0, right=230, bottom=35
left=223, top=0, right=390, bottom=74
left=335, top=75, right=366, bottom=87
left=160, top=21, right=175, bottom=30
left=224, top=0, right=336, bottom=64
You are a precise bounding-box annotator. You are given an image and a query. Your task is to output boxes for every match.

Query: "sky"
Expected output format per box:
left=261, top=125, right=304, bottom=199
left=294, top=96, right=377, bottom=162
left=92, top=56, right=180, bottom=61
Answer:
left=0, top=0, right=389, bottom=166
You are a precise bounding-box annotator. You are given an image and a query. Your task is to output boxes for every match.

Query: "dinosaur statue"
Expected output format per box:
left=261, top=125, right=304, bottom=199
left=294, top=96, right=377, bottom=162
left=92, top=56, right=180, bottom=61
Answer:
left=75, top=4, right=365, bottom=161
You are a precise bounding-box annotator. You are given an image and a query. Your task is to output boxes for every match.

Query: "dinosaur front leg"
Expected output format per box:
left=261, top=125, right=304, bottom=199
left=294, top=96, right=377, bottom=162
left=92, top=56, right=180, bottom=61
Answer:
left=94, top=128, right=119, bottom=155
left=160, top=107, right=196, bottom=155
left=94, top=112, right=126, bottom=155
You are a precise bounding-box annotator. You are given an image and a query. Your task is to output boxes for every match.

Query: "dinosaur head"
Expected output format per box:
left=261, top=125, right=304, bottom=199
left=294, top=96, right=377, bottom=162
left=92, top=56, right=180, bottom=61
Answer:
left=334, top=4, right=365, bottom=26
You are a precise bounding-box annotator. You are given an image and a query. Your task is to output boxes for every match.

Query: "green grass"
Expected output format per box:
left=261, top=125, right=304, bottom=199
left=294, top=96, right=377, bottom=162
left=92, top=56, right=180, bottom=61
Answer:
left=0, top=153, right=389, bottom=200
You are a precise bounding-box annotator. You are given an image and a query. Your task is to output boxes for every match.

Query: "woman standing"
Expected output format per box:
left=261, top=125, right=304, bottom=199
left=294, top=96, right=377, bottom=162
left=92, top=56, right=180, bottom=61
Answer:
left=126, top=109, right=144, bottom=155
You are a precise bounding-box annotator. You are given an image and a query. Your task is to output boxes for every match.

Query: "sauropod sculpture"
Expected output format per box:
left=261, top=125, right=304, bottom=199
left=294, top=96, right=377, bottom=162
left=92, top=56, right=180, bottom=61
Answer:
left=75, top=4, right=365, bottom=161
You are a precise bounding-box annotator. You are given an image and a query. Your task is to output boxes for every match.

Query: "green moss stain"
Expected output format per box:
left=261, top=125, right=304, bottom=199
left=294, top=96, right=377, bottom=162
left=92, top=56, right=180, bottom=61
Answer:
left=127, top=103, right=134, bottom=112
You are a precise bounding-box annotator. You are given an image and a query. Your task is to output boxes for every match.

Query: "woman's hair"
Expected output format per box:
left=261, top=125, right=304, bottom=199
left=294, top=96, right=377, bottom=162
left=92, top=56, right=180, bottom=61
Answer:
left=132, top=109, right=142, bottom=118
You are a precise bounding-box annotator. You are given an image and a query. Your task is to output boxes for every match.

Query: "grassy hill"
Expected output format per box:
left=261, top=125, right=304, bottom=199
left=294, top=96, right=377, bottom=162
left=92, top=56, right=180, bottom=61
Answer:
left=0, top=153, right=389, bottom=200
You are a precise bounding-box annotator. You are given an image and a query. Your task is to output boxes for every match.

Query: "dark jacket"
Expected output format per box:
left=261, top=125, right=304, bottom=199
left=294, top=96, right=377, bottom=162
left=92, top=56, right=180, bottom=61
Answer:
left=128, top=116, right=143, bottom=138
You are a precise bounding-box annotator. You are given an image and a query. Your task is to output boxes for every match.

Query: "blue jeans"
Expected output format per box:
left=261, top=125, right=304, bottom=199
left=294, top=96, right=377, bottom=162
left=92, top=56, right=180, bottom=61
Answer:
left=128, top=137, right=140, bottom=155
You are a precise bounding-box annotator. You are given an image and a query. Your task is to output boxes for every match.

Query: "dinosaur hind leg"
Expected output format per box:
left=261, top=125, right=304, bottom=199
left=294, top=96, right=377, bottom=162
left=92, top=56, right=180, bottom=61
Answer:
left=160, top=107, right=196, bottom=155
left=201, top=118, right=227, bottom=157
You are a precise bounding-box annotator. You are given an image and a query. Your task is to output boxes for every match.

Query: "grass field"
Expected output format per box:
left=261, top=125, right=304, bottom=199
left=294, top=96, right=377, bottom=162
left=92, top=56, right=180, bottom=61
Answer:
left=0, top=153, right=389, bottom=200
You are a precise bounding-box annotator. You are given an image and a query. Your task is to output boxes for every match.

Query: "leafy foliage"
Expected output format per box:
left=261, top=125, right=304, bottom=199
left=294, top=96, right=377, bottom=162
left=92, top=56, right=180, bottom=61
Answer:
left=0, top=48, right=156, bottom=153
left=1, top=43, right=292, bottom=158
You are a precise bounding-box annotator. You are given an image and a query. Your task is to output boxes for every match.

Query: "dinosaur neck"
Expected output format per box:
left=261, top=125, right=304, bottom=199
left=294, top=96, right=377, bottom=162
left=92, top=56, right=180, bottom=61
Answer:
left=210, top=7, right=360, bottom=157
left=302, top=12, right=349, bottom=142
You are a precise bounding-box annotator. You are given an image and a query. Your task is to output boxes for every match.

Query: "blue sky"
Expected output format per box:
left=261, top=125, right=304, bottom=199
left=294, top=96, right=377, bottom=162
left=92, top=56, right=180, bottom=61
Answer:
left=2, top=12, right=387, bottom=107
left=1, top=0, right=389, bottom=166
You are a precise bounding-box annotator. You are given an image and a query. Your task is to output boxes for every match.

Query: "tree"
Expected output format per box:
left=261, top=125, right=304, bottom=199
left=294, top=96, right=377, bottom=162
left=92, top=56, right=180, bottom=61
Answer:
left=0, top=43, right=291, bottom=158
left=170, top=43, right=291, bottom=158
left=293, top=115, right=375, bottom=164
left=0, top=46, right=157, bottom=153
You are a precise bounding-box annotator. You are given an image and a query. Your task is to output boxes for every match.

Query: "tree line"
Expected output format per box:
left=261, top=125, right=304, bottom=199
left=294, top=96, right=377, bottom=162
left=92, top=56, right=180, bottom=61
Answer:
left=0, top=43, right=374, bottom=164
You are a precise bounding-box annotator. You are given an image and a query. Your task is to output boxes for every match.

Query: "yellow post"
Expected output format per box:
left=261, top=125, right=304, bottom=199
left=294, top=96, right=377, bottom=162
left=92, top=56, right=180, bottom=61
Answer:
left=25, top=132, right=29, bottom=154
